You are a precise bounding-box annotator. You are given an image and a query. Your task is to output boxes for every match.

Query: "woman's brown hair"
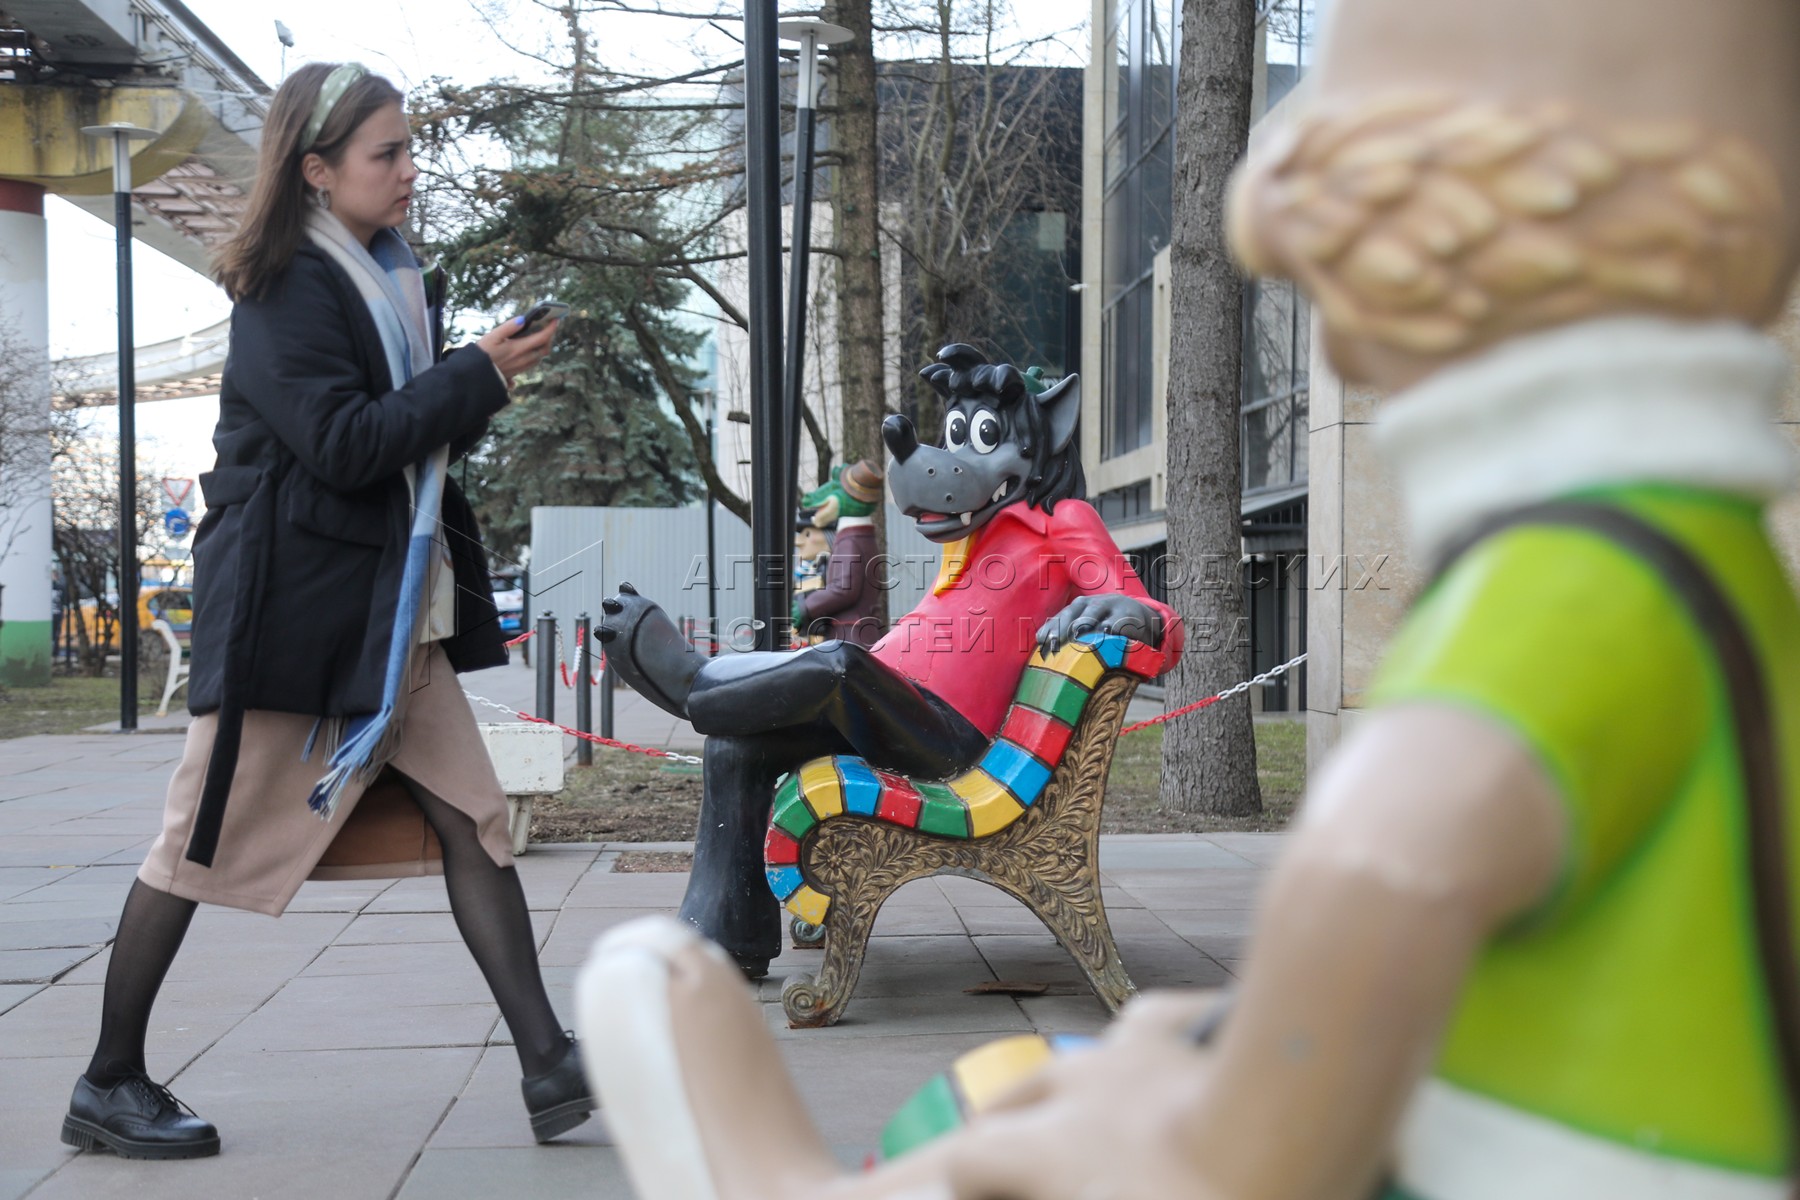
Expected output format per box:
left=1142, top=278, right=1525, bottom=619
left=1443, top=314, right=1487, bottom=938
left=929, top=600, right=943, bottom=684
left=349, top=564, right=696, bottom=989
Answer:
left=212, top=63, right=404, bottom=301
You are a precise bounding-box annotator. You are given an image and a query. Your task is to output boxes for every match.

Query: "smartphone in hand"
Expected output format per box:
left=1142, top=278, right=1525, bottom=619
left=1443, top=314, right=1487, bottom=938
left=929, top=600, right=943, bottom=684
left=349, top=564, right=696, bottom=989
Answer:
left=512, top=301, right=570, bottom=338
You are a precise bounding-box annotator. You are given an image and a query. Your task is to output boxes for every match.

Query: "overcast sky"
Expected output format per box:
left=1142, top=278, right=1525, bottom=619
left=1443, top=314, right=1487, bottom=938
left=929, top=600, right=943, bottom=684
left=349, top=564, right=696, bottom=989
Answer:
left=48, top=0, right=1085, bottom=479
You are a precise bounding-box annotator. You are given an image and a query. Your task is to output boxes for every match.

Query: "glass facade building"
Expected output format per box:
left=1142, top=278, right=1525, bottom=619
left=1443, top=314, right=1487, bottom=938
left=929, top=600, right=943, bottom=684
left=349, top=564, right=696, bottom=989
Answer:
left=1087, top=0, right=1317, bottom=710
left=1099, top=0, right=1175, bottom=459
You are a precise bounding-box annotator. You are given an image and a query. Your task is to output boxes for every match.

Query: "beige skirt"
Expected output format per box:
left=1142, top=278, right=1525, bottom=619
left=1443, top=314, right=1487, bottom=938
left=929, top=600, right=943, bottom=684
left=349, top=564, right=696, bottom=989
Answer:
left=139, top=643, right=515, bottom=916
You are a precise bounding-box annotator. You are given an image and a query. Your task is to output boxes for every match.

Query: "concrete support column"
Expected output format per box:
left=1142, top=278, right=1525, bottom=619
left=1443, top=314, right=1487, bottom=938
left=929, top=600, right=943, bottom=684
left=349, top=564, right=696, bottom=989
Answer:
left=0, top=179, right=53, bottom=686
left=1304, top=313, right=1413, bottom=773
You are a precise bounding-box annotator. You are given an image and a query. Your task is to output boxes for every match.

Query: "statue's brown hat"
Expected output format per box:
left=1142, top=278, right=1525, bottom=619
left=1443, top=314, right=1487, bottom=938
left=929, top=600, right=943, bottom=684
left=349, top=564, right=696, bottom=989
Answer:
left=842, top=459, right=884, bottom=505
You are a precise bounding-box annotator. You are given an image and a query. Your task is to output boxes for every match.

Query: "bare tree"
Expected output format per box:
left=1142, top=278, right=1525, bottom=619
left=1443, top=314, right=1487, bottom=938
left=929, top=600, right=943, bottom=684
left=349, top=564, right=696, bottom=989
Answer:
left=50, top=406, right=164, bottom=678
left=1162, top=0, right=1260, bottom=816
left=873, top=1, right=1083, bottom=442
left=0, top=313, right=52, bottom=665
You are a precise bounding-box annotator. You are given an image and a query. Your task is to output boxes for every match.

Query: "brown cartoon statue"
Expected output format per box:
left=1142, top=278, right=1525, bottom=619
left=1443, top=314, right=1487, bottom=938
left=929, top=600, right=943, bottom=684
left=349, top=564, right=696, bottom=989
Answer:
left=791, top=459, right=885, bottom=648
left=573, top=0, right=1800, bottom=1196
left=791, top=517, right=829, bottom=646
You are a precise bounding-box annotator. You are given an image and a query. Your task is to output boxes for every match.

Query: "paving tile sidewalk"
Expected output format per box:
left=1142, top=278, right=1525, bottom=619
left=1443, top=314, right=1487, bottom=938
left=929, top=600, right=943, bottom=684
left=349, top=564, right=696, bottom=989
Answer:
left=0, top=722, right=1279, bottom=1200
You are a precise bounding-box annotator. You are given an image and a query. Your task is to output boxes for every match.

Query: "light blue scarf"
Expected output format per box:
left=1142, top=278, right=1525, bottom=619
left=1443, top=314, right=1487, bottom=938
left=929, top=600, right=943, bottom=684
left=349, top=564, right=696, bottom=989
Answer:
left=303, top=209, right=450, bottom=821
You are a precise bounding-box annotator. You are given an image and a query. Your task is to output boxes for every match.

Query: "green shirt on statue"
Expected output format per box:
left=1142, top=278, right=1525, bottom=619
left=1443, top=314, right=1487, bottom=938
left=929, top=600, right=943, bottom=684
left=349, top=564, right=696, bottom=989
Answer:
left=1370, top=482, right=1800, bottom=1194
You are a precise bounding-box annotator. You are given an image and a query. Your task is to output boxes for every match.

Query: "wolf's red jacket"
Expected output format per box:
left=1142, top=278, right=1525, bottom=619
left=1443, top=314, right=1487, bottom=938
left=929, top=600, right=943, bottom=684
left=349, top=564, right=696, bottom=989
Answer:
left=871, top=499, right=1184, bottom=737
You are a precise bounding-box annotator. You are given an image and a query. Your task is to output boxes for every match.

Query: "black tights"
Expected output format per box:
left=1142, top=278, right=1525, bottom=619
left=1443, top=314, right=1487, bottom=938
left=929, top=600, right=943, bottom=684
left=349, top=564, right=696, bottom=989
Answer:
left=85, top=878, right=196, bottom=1087
left=87, top=775, right=567, bottom=1087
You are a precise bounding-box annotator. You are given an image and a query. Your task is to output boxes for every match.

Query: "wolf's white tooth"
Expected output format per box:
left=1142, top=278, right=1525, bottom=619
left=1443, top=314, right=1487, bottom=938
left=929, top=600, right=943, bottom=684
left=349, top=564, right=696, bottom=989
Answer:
left=991, top=482, right=1007, bottom=503
left=960, top=511, right=972, bottom=527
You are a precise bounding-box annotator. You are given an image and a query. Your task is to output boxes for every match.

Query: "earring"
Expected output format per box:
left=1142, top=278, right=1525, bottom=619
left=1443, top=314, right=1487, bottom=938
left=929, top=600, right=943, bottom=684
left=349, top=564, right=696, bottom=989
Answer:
left=319, top=189, right=331, bottom=211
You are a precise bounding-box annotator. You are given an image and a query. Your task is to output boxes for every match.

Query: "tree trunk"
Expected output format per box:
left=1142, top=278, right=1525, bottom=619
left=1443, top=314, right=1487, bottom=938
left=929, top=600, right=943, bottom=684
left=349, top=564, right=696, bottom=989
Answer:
left=1162, top=0, right=1260, bottom=816
left=825, top=0, right=888, bottom=621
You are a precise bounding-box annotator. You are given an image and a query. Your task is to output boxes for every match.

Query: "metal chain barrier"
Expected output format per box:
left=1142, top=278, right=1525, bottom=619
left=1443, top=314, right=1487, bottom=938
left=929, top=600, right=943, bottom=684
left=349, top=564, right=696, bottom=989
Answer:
left=1118, top=651, right=1309, bottom=736
left=465, top=651, right=1304, bottom=766
left=463, top=688, right=704, bottom=765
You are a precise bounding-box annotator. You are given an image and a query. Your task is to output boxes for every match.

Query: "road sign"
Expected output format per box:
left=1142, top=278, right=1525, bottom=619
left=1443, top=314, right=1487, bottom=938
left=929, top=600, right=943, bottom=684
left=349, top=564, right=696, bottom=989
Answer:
left=163, top=477, right=194, bottom=509
left=164, top=507, right=191, bottom=538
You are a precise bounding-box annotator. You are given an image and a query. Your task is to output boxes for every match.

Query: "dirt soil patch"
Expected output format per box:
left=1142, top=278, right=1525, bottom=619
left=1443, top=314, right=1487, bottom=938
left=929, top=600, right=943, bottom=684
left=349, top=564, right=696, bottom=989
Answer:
left=528, top=752, right=702, bottom=843
left=530, top=718, right=1306, bottom=845
left=613, top=850, right=694, bottom=873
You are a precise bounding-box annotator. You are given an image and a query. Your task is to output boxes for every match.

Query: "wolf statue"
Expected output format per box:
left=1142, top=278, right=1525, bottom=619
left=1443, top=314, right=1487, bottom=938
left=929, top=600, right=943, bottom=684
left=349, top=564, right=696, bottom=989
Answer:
left=598, top=344, right=1182, bottom=977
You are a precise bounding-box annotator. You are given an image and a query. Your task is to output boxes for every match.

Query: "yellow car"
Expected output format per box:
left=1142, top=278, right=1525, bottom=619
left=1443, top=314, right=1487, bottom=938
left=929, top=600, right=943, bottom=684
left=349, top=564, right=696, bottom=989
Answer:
left=67, top=585, right=193, bottom=654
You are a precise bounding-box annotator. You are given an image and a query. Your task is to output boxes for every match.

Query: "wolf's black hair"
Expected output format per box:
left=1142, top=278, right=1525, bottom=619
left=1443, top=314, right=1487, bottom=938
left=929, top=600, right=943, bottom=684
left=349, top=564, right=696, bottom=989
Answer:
left=919, top=344, right=1085, bottom=511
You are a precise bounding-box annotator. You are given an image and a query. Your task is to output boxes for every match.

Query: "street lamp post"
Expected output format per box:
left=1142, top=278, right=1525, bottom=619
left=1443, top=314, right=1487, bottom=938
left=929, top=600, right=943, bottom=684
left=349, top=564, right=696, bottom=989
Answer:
left=744, top=0, right=786, bottom=652
left=81, top=122, right=159, bottom=733
left=699, top=389, right=719, bottom=654
left=777, top=19, right=852, bottom=531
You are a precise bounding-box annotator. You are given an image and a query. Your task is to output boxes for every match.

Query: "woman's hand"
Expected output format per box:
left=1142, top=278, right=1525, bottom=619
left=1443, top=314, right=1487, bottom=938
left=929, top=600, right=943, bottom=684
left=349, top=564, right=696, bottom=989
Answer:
left=477, top=317, right=560, bottom=386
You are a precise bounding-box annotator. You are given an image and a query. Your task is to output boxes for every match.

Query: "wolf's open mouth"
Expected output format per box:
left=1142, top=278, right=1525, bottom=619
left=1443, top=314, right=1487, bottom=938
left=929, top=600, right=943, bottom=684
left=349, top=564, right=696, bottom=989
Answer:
left=910, top=477, right=1017, bottom=536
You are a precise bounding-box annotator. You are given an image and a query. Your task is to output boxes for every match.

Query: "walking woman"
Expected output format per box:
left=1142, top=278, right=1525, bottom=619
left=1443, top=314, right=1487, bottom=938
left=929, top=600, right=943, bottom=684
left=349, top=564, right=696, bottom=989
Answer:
left=60, top=62, right=592, bottom=1159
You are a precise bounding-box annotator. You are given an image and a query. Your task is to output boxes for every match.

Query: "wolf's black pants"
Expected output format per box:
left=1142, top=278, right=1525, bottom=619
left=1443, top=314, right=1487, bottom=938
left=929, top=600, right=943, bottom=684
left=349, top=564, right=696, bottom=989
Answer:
left=680, top=641, right=989, bottom=963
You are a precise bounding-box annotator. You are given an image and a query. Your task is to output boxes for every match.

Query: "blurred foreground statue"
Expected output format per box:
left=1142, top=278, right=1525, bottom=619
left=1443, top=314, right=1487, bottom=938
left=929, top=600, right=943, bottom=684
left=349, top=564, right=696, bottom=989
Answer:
left=576, top=0, right=1800, bottom=1195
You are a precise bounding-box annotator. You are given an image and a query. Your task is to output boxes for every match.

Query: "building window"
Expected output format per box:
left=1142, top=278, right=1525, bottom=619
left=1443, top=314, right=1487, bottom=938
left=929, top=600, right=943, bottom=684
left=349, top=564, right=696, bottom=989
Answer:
left=989, top=209, right=1078, bottom=376
left=1241, top=278, right=1309, bottom=495
left=1126, top=540, right=1170, bottom=608
left=1100, top=0, right=1318, bottom=471
left=1102, top=0, right=1317, bottom=464
left=1095, top=481, right=1152, bottom=524
left=1259, top=0, right=1317, bottom=114
left=1236, top=2, right=1317, bottom=497
left=1099, top=0, right=1177, bottom=461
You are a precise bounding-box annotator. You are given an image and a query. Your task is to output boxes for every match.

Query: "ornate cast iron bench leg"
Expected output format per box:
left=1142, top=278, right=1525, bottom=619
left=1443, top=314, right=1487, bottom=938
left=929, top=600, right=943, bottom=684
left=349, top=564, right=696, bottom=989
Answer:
left=780, top=675, right=1139, bottom=1027
left=977, top=675, right=1138, bottom=1014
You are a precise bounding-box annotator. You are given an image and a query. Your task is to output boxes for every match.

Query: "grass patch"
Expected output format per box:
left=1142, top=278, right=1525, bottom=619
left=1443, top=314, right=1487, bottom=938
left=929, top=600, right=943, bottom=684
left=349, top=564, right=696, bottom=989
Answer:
left=0, top=674, right=164, bottom=739
left=531, top=717, right=1307, bottom=844
left=1100, top=718, right=1305, bottom=833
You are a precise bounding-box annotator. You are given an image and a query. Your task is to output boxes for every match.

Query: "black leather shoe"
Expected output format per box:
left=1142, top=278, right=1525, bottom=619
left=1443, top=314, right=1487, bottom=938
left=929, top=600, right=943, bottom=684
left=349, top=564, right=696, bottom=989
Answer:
left=62, top=1072, right=220, bottom=1160
left=521, top=1036, right=596, bottom=1143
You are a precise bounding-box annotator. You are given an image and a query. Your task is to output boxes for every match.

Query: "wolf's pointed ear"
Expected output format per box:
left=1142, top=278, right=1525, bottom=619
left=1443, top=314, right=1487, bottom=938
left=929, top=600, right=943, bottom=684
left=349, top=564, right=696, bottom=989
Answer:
left=1036, top=374, right=1080, bottom=455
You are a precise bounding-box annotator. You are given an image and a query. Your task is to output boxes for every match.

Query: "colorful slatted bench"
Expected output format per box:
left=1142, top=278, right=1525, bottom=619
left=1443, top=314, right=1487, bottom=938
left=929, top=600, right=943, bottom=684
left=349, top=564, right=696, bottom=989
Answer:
left=763, top=631, right=1172, bottom=1027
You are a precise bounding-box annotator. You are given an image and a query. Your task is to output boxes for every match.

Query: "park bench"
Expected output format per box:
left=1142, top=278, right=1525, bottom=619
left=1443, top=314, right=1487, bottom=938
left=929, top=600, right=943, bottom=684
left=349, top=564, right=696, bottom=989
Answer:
left=762, top=632, right=1172, bottom=1027
left=478, top=722, right=566, bottom=856
left=149, top=618, right=189, bottom=718
left=317, top=722, right=563, bottom=873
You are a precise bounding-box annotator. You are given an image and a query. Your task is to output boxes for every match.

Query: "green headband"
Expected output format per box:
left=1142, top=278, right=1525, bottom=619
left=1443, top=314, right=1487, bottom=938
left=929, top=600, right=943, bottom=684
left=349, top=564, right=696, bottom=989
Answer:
left=301, top=62, right=368, bottom=151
